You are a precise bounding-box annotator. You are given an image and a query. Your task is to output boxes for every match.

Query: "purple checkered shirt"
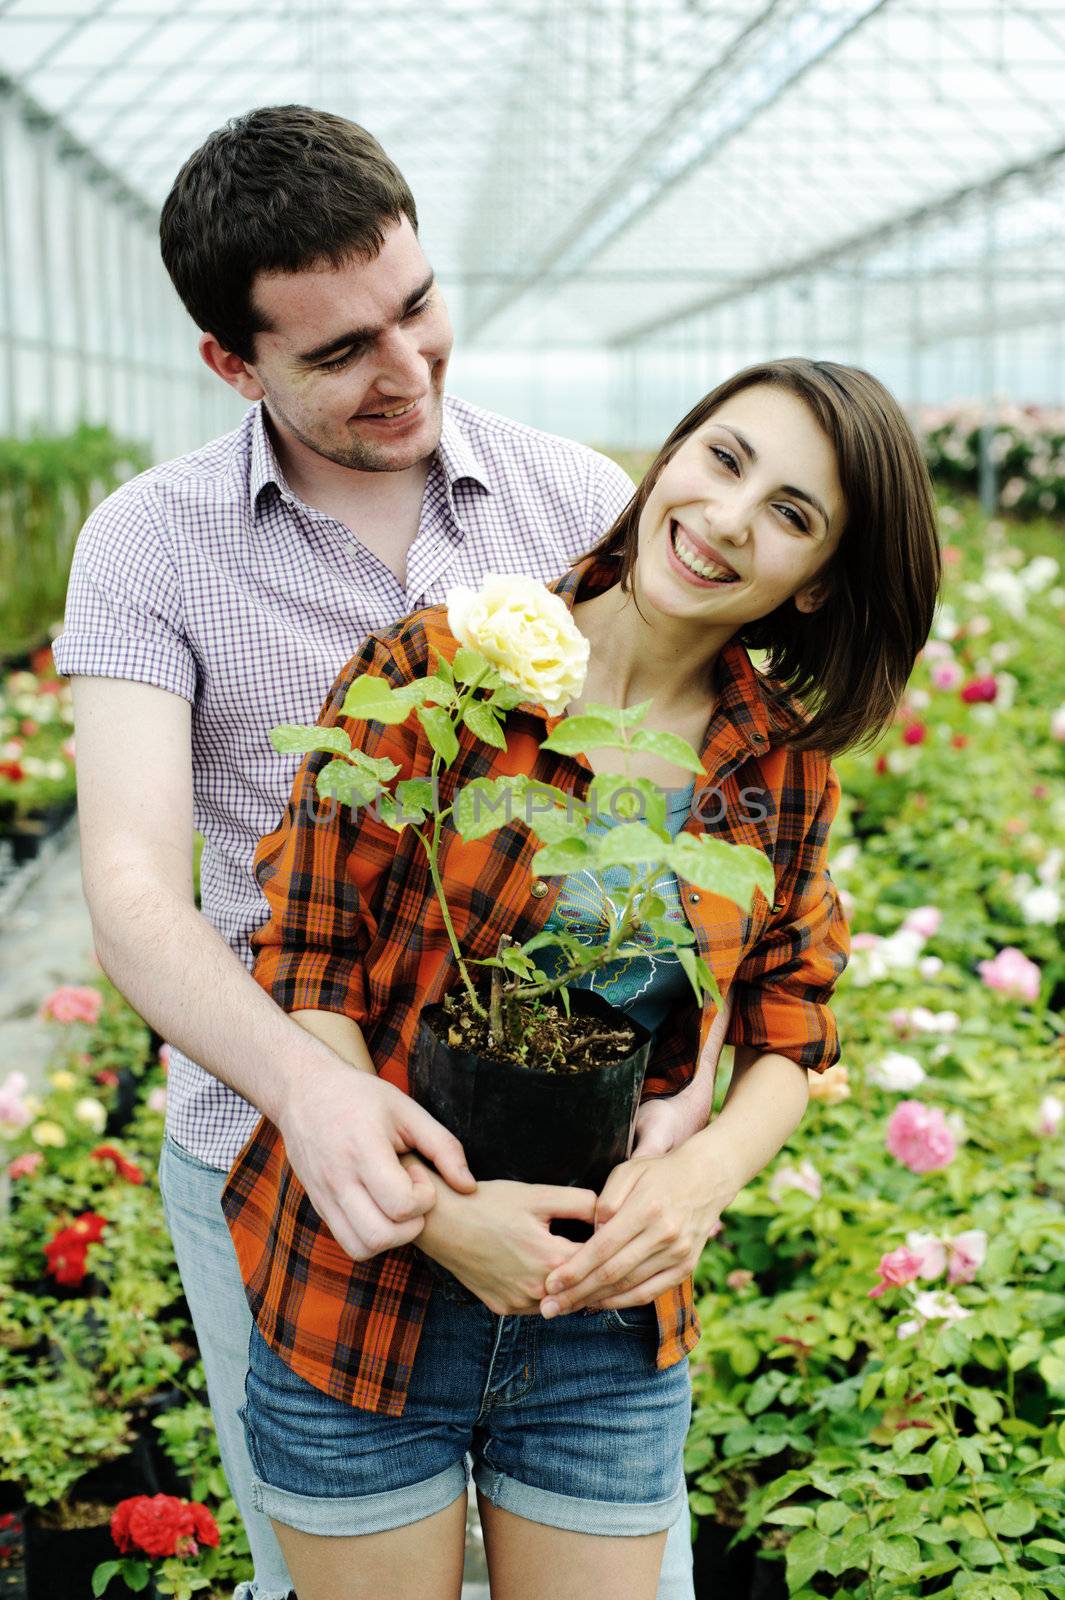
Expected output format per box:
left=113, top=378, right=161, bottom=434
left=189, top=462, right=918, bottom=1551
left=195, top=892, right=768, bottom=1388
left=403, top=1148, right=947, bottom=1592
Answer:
left=53, top=397, right=635, bottom=1169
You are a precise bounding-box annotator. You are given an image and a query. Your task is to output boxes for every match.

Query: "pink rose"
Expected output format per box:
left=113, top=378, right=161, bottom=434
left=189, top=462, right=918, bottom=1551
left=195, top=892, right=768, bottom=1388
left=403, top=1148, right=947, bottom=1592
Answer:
left=905, top=1231, right=948, bottom=1279
left=39, top=986, right=103, bottom=1025
left=7, top=1151, right=43, bottom=1179
left=901, top=906, right=941, bottom=940
left=768, top=1159, right=822, bottom=1203
left=931, top=660, right=963, bottom=690
left=1051, top=706, right=1065, bottom=743
left=903, top=722, right=927, bottom=746
left=885, top=1101, right=957, bottom=1173
left=147, top=1086, right=168, bottom=1114
left=868, top=1245, right=925, bottom=1299
left=946, top=1230, right=987, bottom=1286
left=1036, top=1094, right=1063, bottom=1137
left=977, top=947, right=1041, bottom=1003
left=960, top=674, right=997, bottom=704
left=0, top=1070, right=32, bottom=1129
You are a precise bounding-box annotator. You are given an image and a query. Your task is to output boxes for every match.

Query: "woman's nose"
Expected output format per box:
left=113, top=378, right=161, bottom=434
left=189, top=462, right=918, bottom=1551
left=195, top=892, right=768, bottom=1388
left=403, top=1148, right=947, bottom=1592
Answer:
left=702, top=496, right=752, bottom=543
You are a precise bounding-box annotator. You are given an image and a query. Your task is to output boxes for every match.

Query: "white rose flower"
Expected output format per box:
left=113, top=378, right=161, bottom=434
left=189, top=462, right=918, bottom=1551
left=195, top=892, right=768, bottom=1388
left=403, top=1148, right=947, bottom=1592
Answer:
left=447, top=575, right=589, bottom=716
left=1019, top=884, right=1062, bottom=925
left=866, top=1052, right=926, bottom=1091
left=74, top=1096, right=107, bottom=1133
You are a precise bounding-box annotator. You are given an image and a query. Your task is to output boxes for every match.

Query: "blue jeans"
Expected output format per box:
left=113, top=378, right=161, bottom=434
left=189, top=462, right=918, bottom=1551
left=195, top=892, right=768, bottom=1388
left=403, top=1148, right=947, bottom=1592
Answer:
left=158, top=1134, right=696, bottom=1596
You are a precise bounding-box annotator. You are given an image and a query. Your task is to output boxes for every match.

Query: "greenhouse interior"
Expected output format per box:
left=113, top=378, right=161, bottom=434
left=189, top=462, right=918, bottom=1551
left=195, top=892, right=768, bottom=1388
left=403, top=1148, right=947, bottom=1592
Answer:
left=1, top=1, right=1064, bottom=1597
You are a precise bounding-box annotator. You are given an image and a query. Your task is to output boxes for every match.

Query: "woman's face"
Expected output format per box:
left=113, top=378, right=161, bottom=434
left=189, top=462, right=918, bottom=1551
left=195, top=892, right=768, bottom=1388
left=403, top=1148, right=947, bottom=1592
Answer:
left=634, top=383, right=848, bottom=636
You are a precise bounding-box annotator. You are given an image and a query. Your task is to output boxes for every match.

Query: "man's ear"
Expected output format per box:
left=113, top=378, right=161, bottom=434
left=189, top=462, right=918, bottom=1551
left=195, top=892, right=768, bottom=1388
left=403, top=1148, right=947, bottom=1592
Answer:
left=199, top=332, right=266, bottom=402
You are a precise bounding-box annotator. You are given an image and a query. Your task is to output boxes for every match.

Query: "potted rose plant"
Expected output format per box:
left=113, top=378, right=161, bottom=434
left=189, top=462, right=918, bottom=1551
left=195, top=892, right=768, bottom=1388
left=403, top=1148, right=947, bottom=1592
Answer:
left=270, top=575, right=773, bottom=1197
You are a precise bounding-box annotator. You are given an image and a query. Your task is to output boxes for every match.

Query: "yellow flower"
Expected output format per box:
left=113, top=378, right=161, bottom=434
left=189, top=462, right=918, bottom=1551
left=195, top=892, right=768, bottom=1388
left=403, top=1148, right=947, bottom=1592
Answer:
left=49, top=1070, right=76, bottom=1091
left=31, top=1120, right=67, bottom=1148
left=807, top=1063, right=851, bottom=1105
left=447, top=574, right=589, bottom=716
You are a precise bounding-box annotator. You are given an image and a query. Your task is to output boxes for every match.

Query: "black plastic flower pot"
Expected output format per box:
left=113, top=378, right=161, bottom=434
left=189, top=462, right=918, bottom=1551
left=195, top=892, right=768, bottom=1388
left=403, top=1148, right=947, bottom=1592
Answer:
left=103, top=1066, right=140, bottom=1137
left=411, top=986, right=652, bottom=1240
left=23, top=1514, right=117, bottom=1600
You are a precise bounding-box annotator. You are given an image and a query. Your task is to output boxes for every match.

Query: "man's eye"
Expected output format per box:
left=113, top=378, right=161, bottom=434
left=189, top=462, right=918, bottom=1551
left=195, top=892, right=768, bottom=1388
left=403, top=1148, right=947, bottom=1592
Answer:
left=319, top=350, right=357, bottom=373
left=405, top=298, right=431, bottom=319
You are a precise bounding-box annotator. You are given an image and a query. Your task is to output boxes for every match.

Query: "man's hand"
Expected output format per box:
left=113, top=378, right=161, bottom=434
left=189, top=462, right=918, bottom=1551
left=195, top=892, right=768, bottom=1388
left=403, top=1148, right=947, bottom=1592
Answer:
left=629, top=1089, right=709, bottom=1158
left=537, top=1141, right=732, bottom=1317
left=403, top=1156, right=598, bottom=1315
left=276, top=1060, right=477, bottom=1262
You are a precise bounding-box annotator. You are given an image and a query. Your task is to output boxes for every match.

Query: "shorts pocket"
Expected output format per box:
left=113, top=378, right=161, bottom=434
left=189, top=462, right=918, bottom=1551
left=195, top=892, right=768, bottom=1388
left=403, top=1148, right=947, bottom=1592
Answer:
left=605, top=1304, right=657, bottom=1333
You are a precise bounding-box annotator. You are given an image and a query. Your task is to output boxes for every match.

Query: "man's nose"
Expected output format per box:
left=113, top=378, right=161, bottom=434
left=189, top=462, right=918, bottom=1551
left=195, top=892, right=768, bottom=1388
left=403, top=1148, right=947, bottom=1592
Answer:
left=374, top=327, right=429, bottom=396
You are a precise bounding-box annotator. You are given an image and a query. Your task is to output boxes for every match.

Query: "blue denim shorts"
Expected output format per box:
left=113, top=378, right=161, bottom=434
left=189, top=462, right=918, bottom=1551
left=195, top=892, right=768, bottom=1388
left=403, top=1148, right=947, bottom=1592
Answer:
left=241, top=1273, right=691, bottom=1540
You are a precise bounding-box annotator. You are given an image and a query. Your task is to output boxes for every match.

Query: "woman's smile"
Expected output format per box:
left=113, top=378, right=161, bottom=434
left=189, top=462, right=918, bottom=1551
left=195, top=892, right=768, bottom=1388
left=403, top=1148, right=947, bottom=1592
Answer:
left=666, top=520, right=743, bottom=588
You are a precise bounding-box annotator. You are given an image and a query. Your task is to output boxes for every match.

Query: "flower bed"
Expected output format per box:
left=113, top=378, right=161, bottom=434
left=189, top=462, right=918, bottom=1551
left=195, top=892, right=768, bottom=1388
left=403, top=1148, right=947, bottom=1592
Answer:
left=0, top=986, right=252, bottom=1599
left=918, top=404, right=1065, bottom=519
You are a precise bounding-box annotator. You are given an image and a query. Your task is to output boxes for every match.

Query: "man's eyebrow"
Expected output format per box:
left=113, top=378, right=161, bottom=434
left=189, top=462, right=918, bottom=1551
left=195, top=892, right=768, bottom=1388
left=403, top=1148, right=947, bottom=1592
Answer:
left=296, top=272, right=435, bottom=365
left=716, top=423, right=830, bottom=531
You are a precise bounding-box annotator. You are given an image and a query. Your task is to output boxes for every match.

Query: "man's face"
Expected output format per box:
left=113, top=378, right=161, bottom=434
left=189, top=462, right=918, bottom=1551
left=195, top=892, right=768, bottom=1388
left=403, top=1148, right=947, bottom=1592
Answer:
left=243, top=216, right=453, bottom=473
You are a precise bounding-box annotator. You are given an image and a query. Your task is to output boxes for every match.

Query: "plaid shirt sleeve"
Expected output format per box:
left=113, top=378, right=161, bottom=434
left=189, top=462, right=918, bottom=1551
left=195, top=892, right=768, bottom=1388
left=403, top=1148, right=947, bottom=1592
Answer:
left=726, top=762, right=850, bottom=1073
left=250, top=626, right=425, bottom=1023
left=51, top=481, right=198, bottom=702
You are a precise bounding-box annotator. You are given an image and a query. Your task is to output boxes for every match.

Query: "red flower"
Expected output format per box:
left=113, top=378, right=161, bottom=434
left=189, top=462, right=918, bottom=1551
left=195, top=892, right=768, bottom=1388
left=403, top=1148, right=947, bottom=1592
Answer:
left=950, top=733, right=968, bottom=749
left=110, top=1495, right=217, bottom=1560
left=0, top=762, right=23, bottom=783
left=91, top=1144, right=145, bottom=1185
left=960, top=675, right=997, bottom=704
left=19, top=719, right=38, bottom=737
left=94, top=1069, right=120, bottom=1088
left=875, top=754, right=890, bottom=776
left=43, top=1212, right=108, bottom=1286
left=29, top=646, right=54, bottom=676
left=902, top=722, right=927, bottom=746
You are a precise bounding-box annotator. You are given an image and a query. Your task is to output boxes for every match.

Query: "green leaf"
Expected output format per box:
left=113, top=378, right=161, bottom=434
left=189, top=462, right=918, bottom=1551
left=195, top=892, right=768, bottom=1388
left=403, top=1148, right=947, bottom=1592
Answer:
left=588, top=775, right=667, bottom=831
left=341, top=675, right=418, bottom=724
left=930, top=1440, right=961, bottom=1487
left=670, top=834, right=775, bottom=905
left=785, top=1529, right=831, bottom=1589
left=453, top=776, right=525, bottom=841
left=541, top=715, right=623, bottom=756
left=395, top=778, right=435, bottom=824
left=418, top=673, right=458, bottom=707
left=873, top=1534, right=922, bottom=1574
left=765, top=1505, right=815, bottom=1526
left=815, top=1500, right=854, bottom=1536
left=452, top=646, right=502, bottom=687
left=531, top=837, right=595, bottom=876
left=418, top=704, right=459, bottom=766
left=988, top=1498, right=1037, bottom=1537
left=957, top=1538, right=1004, bottom=1567
left=462, top=700, right=508, bottom=749
left=347, top=748, right=401, bottom=781
left=92, top=1563, right=123, bottom=1598
left=316, top=759, right=381, bottom=808
left=593, top=822, right=671, bottom=870
left=859, top=1365, right=884, bottom=1411
left=628, top=727, right=705, bottom=775
left=269, top=724, right=352, bottom=756
left=525, top=807, right=584, bottom=846
left=677, top=947, right=720, bottom=1006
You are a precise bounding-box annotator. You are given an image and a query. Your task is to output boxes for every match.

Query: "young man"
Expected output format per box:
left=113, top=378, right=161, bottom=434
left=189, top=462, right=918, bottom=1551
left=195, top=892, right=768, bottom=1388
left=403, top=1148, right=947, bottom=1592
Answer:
left=55, top=106, right=717, bottom=1600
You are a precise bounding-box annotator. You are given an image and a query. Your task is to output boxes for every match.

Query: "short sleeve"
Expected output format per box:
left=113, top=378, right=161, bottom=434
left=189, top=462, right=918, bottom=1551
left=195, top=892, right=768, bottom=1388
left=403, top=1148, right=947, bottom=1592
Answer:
left=51, top=480, right=197, bottom=703
left=585, top=452, right=635, bottom=539
left=726, top=765, right=850, bottom=1073
left=250, top=630, right=423, bottom=1025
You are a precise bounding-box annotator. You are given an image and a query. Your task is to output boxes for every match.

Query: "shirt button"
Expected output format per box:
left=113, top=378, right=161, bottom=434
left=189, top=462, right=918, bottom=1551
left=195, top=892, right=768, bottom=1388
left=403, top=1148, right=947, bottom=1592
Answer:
left=530, top=880, right=549, bottom=899
left=688, top=891, right=701, bottom=905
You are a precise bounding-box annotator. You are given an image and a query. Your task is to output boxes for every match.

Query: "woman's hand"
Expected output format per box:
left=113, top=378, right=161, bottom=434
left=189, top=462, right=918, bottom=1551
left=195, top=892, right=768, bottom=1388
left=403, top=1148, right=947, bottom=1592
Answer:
left=403, top=1156, right=598, bottom=1316
left=630, top=1090, right=707, bottom=1158
left=537, top=1140, right=734, bottom=1316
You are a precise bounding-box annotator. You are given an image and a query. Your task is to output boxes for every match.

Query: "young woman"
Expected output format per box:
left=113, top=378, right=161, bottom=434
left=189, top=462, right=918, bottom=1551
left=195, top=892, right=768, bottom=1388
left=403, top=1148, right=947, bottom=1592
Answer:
left=222, top=358, right=940, bottom=1600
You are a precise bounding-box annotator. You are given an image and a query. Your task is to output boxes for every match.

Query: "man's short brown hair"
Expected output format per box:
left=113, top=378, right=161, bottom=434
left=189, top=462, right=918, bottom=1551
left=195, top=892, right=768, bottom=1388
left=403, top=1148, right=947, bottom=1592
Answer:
left=160, top=105, right=418, bottom=361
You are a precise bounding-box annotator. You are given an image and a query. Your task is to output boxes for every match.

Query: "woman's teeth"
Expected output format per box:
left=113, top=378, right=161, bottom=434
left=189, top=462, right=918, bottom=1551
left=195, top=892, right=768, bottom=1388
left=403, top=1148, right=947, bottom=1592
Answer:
left=671, top=523, right=738, bottom=582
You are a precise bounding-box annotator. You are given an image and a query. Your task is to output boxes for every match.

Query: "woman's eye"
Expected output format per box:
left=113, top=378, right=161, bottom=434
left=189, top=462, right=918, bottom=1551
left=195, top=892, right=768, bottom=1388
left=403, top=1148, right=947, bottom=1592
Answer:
left=776, top=504, right=808, bottom=531
left=710, top=445, right=739, bottom=473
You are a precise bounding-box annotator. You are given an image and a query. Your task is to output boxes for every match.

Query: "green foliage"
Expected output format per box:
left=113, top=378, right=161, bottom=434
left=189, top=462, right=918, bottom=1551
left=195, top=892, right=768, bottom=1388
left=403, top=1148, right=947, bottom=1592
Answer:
left=0, top=426, right=148, bottom=658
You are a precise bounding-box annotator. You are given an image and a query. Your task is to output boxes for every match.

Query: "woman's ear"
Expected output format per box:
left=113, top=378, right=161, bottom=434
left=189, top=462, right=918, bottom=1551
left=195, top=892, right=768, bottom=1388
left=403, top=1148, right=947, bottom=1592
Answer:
left=794, top=578, right=831, bottom=615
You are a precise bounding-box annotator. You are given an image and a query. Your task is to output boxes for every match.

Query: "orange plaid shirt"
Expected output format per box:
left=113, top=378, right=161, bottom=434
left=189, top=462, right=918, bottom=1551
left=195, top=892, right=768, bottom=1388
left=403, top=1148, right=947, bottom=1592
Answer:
left=222, top=553, right=850, bottom=1416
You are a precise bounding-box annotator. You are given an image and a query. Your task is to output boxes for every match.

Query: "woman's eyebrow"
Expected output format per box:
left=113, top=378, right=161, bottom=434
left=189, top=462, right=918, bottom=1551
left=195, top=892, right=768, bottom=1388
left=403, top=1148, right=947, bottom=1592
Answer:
left=296, top=272, right=435, bottom=365
left=715, top=423, right=830, bottom=531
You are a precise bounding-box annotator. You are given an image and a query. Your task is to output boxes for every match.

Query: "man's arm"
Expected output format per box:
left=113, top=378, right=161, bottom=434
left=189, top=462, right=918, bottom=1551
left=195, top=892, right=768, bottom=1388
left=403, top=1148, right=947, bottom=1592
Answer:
left=72, top=676, right=475, bottom=1260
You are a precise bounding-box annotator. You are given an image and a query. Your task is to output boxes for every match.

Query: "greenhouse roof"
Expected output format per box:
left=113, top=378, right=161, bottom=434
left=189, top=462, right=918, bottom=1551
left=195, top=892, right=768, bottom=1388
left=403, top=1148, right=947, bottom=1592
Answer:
left=2, top=0, right=1065, bottom=349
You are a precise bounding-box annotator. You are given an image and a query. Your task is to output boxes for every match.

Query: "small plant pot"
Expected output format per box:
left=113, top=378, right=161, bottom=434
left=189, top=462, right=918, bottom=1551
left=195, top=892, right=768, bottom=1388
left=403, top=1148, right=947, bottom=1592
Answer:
left=692, top=1518, right=755, bottom=1598
left=23, top=1512, right=117, bottom=1600
left=411, top=987, right=652, bottom=1238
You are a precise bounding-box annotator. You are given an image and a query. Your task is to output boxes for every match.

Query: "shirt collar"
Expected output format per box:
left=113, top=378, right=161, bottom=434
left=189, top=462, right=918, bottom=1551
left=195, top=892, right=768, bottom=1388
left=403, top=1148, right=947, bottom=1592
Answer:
left=248, top=397, right=491, bottom=516
left=521, top=552, right=776, bottom=772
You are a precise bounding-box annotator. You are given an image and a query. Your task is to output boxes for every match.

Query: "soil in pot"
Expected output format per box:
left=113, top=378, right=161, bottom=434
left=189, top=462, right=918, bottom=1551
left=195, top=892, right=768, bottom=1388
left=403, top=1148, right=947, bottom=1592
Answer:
left=411, top=986, right=653, bottom=1241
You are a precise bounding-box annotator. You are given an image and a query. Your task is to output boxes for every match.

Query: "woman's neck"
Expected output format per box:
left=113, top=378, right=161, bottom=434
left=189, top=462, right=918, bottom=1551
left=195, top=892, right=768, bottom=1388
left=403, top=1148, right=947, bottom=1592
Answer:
left=572, top=583, right=732, bottom=711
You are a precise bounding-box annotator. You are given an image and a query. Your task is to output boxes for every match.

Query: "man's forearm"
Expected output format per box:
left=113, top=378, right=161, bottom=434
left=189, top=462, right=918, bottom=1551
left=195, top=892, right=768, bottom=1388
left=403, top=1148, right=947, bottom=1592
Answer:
left=88, top=875, right=350, bottom=1127
left=683, top=1048, right=810, bottom=1209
